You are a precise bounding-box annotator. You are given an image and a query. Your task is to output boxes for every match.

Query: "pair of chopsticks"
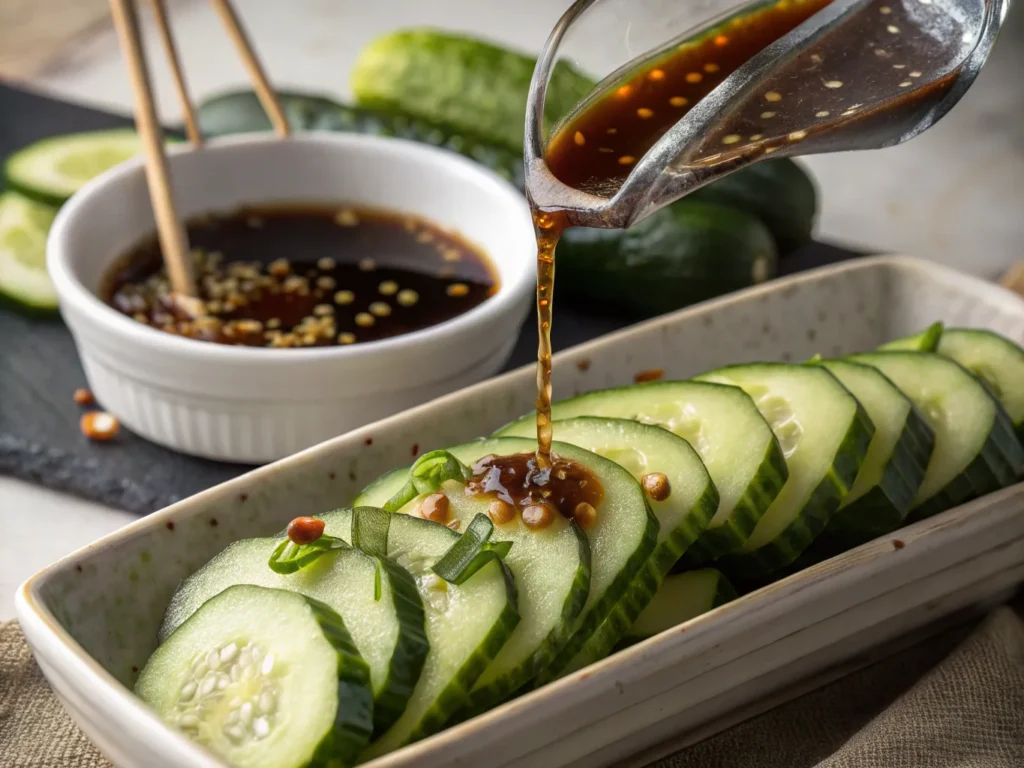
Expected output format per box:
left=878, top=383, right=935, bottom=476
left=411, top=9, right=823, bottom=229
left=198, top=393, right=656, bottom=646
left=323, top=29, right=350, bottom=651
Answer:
left=108, top=0, right=290, bottom=298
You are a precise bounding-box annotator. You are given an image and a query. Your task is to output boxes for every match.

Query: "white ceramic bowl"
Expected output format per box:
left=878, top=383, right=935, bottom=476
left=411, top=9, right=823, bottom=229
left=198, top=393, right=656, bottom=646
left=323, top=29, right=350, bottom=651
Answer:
left=47, top=133, right=535, bottom=463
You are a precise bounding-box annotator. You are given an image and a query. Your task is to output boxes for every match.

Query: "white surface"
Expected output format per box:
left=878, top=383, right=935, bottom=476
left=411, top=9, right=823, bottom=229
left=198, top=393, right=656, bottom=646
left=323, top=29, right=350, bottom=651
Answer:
left=17, top=257, right=1024, bottom=768
left=5, top=0, right=1024, bottom=616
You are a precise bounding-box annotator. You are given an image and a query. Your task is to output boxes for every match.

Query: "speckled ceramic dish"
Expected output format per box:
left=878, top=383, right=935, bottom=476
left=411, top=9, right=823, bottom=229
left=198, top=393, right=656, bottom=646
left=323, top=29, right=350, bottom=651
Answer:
left=17, top=256, right=1024, bottom=768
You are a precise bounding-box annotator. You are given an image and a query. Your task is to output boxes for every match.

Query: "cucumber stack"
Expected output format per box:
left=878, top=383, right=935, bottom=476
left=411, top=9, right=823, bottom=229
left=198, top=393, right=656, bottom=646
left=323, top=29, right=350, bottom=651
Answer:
left=136, top=323, right=1024, bottom=767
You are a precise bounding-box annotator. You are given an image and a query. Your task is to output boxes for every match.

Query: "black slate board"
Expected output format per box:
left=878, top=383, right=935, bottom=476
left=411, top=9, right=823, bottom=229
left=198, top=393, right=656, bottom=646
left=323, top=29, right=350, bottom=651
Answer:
left=0, top=82, right=863, bottom=514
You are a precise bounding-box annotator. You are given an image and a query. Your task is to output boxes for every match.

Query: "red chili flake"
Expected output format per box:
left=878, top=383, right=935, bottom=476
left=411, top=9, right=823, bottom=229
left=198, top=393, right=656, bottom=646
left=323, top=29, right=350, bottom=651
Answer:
left=364, top=437, right=373, bottom=446
left=893, top=539, right=905, bottom=550
left=287, top=516, right=326, bottom=545
left=73, top=388, right=95, bottom=406
left=411, top=443, right=420, bottom=457
left=576, top=358, right=592, bottom=372
left=634, top=368, right=665, bottom=384
left=165, top=522, right=175, bottom=531
left=80, top=411, right=120, bottom=441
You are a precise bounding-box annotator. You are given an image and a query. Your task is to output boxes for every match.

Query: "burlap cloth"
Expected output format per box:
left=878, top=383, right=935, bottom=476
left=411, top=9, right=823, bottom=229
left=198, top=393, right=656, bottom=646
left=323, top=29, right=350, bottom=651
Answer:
left=2, top=607, right=1023, bottom=767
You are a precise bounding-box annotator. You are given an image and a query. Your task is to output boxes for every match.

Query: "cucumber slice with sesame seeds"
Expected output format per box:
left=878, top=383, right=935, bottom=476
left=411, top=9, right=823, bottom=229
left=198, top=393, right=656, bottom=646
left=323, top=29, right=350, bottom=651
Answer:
left=619, top=569, right=737, bottom=647
left=696, top=363, right=874, bottom=577
left=0, top=191, right=58, bottom=312
left=4, top=129, right=149, bottom=206
left=316, top=509, right=518, bottom=756
left=157, top=538, right=427, bottom=738
left=811, top=359, right=935, bottom=548
left=846, top=352, right=1024, bottom=521
left=935, top=329, right=1024, bottom=444
left=493, top=417, right=717, bottom=674
left=495, top=381, right=787, bottom=564
left=355, top=436, right=655, bottom=697
left=136, top=584, right=374, bottom=768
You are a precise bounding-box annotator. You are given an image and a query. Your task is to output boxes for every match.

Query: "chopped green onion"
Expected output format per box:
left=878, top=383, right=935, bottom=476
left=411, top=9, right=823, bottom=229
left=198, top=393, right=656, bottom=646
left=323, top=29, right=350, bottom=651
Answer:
left=432, top=514, right=513, bottom=585
left=383, top=450, right=472, bottom=512
left=352, top=506, right=391, bottom=559
left=268, top=534, right=346, bottom=574
left=374, top=563, right=382, bottom=601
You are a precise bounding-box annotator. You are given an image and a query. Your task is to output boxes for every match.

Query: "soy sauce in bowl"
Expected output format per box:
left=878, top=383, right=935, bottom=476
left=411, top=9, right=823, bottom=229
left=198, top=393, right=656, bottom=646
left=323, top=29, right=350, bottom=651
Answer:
left=103, top=203, right=498, bottom=348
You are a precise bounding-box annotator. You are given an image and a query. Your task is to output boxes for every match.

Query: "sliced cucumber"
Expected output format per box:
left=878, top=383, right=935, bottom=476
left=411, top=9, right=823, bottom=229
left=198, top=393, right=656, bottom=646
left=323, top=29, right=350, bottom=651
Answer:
left=157, top=538, right=427, bottom=738
left=318, top=508, right=517, bottom=756
left=847, top=352, right=1023, bottom=521
left=813, top=359, right=935, bottom=546
left=358, top=436, right=656, bottom=697
left=4, top=129, right=147, bottom=206
left=495, top=381, right=787, bottom=563
left=696, top=364, right=874, bottom=576
left=935, top=329, right=1024, bottom=444
left=136, top=584, right=373, bottom=768
left=0, top=191, right=58, bottom=311
left=496, top=417, right=716, bottom=670
left=620, top=569, right=736, bottom=646
left=878, top=322, right=944, bottom=353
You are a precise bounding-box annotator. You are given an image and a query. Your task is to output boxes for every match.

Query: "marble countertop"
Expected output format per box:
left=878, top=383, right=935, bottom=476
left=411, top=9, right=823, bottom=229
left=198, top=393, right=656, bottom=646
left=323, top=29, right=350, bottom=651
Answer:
left=3, top=0, right=1024, bottom=619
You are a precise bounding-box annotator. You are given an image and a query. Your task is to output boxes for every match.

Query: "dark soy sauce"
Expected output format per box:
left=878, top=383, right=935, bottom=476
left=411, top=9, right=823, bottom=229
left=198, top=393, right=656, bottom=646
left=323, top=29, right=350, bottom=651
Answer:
left=104, top=204, right=497, bottom=348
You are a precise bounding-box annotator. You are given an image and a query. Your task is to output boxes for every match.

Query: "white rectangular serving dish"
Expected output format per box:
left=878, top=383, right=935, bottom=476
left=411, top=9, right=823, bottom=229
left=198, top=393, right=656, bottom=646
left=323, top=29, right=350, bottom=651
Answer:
left=17, top=255, right=1024, bottom=768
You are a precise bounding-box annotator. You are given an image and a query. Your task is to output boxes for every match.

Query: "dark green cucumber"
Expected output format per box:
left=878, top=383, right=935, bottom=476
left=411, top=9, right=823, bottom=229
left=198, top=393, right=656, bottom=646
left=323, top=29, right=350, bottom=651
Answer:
left=318, top=508, right=518, bottom=756
left=696, top=364, right=874, bottom=576
left=559, top=201, right=778, bottom=318
left=157, top=538, right=427, bottom=738
left=350, top=28, right=594, bottom=151
left=136, top=585, right=373, bottom=768
left=688, top=160, right=818, bottom=252
left=813, top=359, right=935, bottom=547
left=935, top=328, right=1024, bottom=444
left=497, top=417, right=717, bottom=672
left=619, top=569, right=737, bottom=647
left=196, top=89, right=525, bottom=188
left=495, top=381, right=786, bottom=563
left=848, top=352, right=1024, bottom=521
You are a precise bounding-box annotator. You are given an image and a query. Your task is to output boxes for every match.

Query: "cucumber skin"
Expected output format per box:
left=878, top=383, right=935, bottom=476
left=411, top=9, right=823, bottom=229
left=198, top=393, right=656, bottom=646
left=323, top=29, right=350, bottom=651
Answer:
left=908, top=398, right=1023, bottom=522
left=465, top=524, right=591, bottom=715
left=350, top=28, right=594, bottom=152
left=824, top=404, right=935, bottom=545
left=567, top=482, right=719, bottom=672
left=717, top=397, right=875, bottom=578
left=302, top=594, right=376, bottom=768
left=369, top=558, right=430, bottom=737
left=618, top=570, right=738, bottom=649
left=877, top=322, right=944, bottom=353
left=680, top=437, right=789, bottom=565
left=533, top=502, right=660, bottom=686
left=558, top=201, right=778, bottom=319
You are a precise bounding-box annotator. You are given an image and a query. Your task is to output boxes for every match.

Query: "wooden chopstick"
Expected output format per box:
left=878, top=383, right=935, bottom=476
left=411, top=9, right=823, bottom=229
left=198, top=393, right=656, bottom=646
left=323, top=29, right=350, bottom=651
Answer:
left=147, top=0, right=202, bottom=146
left=108, top=0, right=197, bottom=297
left=208, top=0, right=291, bottom=137
left=999, top=261, right=1024, bottom=297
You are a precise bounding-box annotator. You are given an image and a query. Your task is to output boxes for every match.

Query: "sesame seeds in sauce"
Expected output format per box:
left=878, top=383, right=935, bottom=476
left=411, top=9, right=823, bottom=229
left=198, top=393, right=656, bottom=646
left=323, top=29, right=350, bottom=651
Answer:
left=104, top=204, right=496, bottom=348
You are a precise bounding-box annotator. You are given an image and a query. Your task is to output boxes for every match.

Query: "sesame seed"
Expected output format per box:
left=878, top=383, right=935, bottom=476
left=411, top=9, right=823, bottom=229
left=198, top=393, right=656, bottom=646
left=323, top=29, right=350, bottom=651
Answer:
left=378, top=280, right=399, bottom=296
left=358, top=258, right=376, bottom=272
left=317, top=257, right=336, bottom=270
left=811, top=53, right=823, bottom=64
left=335, top=209, right=359, bottom=227
left=598, top=147, right=615, bottom=153
left=616, top=85, right=632, bottom=98
left=721, top=134, right=742, bottom=145
left=441, top=248, right=462, bottom=262
left=761, top=111, right=777, bottom=119
left=268, top=259, right=290, bottom=277
left=669, top=96, right=689, bottom=107
left=636, top=107, right=654, bottom=119
left=749, top=134, right=764, bottom=141
left=764, top=146, right=780, bottom=154
left=301, top=333, right=317, bottom=346
left=317, top=275, right=336, bottom=290
left=764, top=91, right=782, bottom=102
left=606, top=128, right=618, bottom=134
left=685, top=72, right=703, bottom=83
left=714, top=35, right=729, bottom=46
left=704, top=63, right=720, bottom=73
left=369, top=301, right=392, bottom=317
left=416, top=231, right=434, bottom=244
left=648, top=68, right=666, bottom=81
left=899, top=80, right=913, bottom=87
left=887, top=25, right=900, bottom=34
left=133, top=312, right=149, bottom=324
left=446, top=283, right=470, bottom=297
left=397, top=289, right=419, bottom=307
left=574, top=131, right=586, bottom=146
left=816, top=110, right=830, bottom=117
left=313, top=304, right=334, bottom=317
left=909, top=71, right=922, bottom=78
left=355, top=313, right=375, bottom=327
left=338, top=332, right=356, bottom=344
left=618, top=155, right=636, bottom=165
left=880, top=5, right=891, bottom=13
left=266, top=318, right=281, bottom=330
left=893, top=63, right=906, bottom=69
left=334, top=290, right=355, bottom=305
left=824, top=80, right=843, bottom=89
left=788, top=130, right=808, bottom=140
